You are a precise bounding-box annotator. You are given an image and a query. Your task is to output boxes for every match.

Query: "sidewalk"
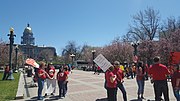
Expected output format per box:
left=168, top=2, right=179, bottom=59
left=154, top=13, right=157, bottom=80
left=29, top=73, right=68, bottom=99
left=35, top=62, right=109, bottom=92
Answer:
left=15, top=69, right=176, bottom=101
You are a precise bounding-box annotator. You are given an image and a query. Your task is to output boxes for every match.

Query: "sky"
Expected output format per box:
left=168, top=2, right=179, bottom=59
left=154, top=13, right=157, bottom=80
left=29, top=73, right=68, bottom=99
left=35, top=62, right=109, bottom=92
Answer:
left=1, top=0, right=180, bottom=55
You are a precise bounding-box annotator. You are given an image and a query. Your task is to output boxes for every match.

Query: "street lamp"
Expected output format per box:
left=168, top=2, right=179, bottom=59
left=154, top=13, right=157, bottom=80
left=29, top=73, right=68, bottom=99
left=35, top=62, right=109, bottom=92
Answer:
left=131, top=41, right=140, bottom=56
left=92, top=50, right=96, bottom=71
left=70, top=54, right=75, bottom=67
left=7, top=27, right=16, bottom=80
left=15, top=45, right=19, bottom=72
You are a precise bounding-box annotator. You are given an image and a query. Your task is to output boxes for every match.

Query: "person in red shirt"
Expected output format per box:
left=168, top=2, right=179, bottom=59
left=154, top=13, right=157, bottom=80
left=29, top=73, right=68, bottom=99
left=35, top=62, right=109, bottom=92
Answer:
left=148, top=56, right=170, bottom=101
left=105, top=66, right=117, bottom=101
left=37, top=62, right=51, bottom=100
left=2, top=65, right=10, bottom=80
left=64, top=65, right=70, bottom=95
left=113, top=61, right=127, bottom=101
left=136, top=61, right=146, bottom=99
left=171, top=64, right=180, bottom=101
left=44, top=63, right=56, bottom=97
left=57, top=67, right=68, bottom=98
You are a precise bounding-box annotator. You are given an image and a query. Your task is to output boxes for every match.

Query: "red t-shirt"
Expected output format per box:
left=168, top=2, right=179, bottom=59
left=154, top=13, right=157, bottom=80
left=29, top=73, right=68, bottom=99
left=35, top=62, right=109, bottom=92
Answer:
left=38, top=68, right=46, bottom=79
left=136, top=69, right=144, bottom=80
left=5, top=66, right=10, bottom=73
left=57, top=72, right=68, bottom=81
left=105, top=71, right=117, bottom=88
left=148, top=64, right=170, bottom=80
left=113, top=68, right=124, bottom=82
left=47, top=66, right=55, bottom=78
left=171, top=70, right=180, bottom=88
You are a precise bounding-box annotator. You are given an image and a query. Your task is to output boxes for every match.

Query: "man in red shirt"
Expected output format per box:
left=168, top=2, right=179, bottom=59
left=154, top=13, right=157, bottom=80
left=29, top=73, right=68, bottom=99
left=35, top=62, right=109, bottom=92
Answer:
left=2, top=65, right=10, bottom=80
left=148, top=56, right=170, bottom=101
left=113, top=61, right=127, bottom=101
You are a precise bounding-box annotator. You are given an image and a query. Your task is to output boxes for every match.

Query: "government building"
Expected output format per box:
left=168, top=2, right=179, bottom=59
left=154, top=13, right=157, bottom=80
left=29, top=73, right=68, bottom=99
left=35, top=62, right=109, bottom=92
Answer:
left=18, top=24, right=57, bottom=61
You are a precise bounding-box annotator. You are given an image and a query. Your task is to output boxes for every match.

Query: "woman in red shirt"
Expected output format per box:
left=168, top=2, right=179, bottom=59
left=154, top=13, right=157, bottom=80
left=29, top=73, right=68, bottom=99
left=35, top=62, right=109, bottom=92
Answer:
left=37, top=62, right=51, bottom=100
left=136, top=61, right=145, bottom=99
left=57, top=67, right=68, bottom=98
left=171, top=64, right=180, bottom=101
left=44, top=64, right=56, bottom=97
left=105, top=66, right=117, bottom=101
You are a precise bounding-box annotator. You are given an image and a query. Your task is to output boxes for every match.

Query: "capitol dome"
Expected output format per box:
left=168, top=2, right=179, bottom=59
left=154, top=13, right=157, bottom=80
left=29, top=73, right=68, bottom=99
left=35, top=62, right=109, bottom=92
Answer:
left=24, top=24, right=32, bottom=33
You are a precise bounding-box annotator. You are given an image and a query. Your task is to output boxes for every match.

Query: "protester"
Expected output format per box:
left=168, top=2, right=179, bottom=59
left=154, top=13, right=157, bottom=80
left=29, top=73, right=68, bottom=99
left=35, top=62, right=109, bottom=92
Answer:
left=37, top=62, right=51, bottom=100
left=64, top=65, right=70, bottom=94
left=105, top=66, right=117, bottom=101
left=113, top=61, right=127, bottom=101
left=57, top=67, right=68, bottom=98
left=136, top=61, right=145, bottom=99
left=132, top=63, right=136, bottom=78
left=148, top=56, right=170, bottom=101
left=44, top=63, right=56, bottom=97
left=171, top=64, right=180, bottom=101
left=2, top=65, right=10, bottom=80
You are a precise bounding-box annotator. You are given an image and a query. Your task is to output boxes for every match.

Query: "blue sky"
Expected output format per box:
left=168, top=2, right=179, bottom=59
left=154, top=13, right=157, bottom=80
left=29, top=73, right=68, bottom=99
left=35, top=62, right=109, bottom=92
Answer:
left=1, top=0, right=180, bottom=55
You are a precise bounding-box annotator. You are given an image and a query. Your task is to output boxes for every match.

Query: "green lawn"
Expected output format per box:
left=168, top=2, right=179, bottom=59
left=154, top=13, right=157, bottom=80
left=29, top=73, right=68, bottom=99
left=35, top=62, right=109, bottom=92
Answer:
left=0, top=72, right=20, bottom=101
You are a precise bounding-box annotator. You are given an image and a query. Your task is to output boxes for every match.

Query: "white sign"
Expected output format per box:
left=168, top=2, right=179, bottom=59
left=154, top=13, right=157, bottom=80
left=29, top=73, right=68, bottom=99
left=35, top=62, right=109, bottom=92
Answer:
left=93, top=54, right=113, bottom=72
left=45, top=79, right=56, bottom=94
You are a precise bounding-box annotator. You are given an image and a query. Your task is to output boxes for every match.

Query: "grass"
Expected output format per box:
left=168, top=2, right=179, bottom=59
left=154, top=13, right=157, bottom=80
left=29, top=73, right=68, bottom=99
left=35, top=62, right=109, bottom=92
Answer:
left=0, top=72, right=20, bottom=101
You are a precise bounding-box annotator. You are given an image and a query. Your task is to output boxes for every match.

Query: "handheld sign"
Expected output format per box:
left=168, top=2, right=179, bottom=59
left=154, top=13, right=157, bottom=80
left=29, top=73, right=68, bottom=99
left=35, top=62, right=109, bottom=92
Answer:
left=25, top=58, right=39, bottom=68
left=93, top=54, right=113, bottom=72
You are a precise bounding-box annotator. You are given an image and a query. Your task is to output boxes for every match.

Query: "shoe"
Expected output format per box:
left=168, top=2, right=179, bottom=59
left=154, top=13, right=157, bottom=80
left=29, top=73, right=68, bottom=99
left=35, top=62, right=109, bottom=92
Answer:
left=44, top=93, right=48, bottom=98
left=51, top=93, right=54, bottom=96
left=38, top=96, right=44, bottom=100
left=141, top=96, right=145, bottom=99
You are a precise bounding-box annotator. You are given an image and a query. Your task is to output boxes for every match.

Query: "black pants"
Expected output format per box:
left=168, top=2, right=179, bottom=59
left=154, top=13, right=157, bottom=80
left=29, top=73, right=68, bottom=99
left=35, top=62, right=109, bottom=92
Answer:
left=117, top=82, right=127, bottom=101
left=153, top=80, right=169, bottom=101
left=107, top=87, right=117, bottom=101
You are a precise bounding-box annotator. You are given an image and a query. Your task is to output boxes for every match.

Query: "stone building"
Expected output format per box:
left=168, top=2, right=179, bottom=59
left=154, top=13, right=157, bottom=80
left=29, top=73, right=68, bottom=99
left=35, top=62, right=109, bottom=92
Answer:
left=18, top=24, right=57, bottom=61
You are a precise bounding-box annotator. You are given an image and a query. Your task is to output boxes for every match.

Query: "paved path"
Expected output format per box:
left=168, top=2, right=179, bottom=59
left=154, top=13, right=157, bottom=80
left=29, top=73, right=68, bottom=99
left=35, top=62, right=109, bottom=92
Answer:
left=17, top=70, right=176, bottom=101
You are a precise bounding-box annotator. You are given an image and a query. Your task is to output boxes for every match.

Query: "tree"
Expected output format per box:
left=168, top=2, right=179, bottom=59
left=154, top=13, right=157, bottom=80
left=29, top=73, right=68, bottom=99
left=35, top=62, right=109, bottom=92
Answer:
left=0, top=41, right=9, bottom=65
left=128, top=7, right=160, bottom=41
left=127, top=8, right=160, bottom=65
left=61, top=41, right=81, bottom=64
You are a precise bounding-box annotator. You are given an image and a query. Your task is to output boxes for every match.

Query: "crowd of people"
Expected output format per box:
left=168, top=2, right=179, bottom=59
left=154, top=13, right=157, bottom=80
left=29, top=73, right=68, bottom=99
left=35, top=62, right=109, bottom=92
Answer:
left=33, top=62, right=70, bottom=100
left=104, top=56, right=180, bottom=101
left=1, top=56, right=179, bottom=101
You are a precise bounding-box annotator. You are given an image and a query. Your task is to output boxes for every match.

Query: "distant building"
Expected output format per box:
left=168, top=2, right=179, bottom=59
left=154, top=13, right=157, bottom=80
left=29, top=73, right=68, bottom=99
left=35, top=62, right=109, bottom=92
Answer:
left=18, top=24, right=57, bottom=61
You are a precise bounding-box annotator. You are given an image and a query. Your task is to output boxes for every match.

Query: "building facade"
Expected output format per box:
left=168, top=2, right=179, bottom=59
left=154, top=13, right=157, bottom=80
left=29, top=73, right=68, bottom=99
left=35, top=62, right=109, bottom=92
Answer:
left=19, top=24, right=57, bottom=61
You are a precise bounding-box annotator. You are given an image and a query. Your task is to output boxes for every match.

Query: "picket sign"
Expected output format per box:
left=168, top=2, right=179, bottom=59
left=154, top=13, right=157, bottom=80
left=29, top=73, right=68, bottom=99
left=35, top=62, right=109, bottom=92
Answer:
left=25, top=58, right=39, bottom=68
left=93, top=54, right=113, bottom=72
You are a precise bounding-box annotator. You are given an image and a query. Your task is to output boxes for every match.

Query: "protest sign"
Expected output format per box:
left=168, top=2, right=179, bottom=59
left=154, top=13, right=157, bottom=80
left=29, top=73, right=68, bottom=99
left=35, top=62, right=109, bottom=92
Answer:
left=25, top=58, right=39, bottom=68
left=93, top=54, right=113, bottom=72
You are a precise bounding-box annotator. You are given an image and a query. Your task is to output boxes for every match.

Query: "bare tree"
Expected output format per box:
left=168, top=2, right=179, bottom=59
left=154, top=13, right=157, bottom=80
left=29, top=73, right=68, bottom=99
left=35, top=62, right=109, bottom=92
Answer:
left=128, top=7, right=160, bottom=41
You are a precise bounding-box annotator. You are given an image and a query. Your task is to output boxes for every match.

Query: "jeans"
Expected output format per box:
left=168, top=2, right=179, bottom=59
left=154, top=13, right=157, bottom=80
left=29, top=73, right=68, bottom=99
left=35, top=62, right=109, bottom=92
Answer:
left=117, top=82, right=127, bottom=101
left=58, top=81, right=66, bottom=97
left=153, top=80, right=169, bottom=101
left=137, top=80, right=145, bottom=95
left=37, top=78, right=45, bottom=99
left=2, top=72, right=9, bottom=80
left=173, top=88, right=180, bottom=101
left=107, top=87, right=117, bottom=101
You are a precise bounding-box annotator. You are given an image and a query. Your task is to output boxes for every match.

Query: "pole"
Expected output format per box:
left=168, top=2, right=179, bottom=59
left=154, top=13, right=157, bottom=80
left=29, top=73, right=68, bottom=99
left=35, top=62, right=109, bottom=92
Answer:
left=7, top=28, right=16, bottom=80
left=15, top=46, right=18, bottom=72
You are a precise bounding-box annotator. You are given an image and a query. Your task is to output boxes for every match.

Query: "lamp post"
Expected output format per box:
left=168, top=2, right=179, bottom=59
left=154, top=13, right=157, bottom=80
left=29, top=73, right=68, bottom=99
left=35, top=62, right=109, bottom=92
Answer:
left=7, top=27, right=16, bottom=80
left=92, top=50, right=96, bottom=71
left=131, top=42, right=140, bottom=56
left=70, top=54, right=75, bottom=68
left=131, top=42, right=140, bottom=63
left=15, top=45, right=19, bottom=72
